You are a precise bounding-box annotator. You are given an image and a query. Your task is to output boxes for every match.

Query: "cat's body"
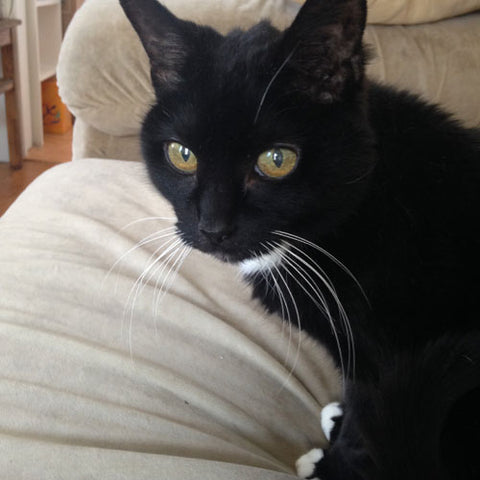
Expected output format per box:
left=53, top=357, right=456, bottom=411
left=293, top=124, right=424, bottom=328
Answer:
left=120, top=0, right=480, bottom=478
left=249, top=82, right=480, bottom=375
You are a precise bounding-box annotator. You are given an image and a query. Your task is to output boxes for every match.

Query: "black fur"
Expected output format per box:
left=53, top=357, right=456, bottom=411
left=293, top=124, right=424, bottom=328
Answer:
left=120, top=0, right=480, bottom=478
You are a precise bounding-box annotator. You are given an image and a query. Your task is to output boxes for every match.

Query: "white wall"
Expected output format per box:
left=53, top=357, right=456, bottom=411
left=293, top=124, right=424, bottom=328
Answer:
left=0, top=56, right=8, bottom=163
left=0, top=0, right=14, bottom=163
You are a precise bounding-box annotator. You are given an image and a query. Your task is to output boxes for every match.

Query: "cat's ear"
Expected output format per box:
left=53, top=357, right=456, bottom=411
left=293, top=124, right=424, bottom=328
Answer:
left=119, top=0, right=192, bottom=90
left=281, top=0, right=367, bottom=103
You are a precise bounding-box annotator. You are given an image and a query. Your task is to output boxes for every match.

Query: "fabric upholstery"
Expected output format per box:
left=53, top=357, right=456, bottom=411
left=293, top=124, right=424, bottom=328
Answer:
left=0, top=159, right=340, bottom=478
left=294, top=0, right=480, bottom=24
left=367, top=0, right=480, bottom=24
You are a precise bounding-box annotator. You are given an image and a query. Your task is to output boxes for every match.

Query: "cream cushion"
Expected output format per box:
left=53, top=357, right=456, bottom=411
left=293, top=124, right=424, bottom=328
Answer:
left=293, top=0, right=480, bottom=24
left=0, top=159, right=340, bottom=477
left=367, top=0, right=480, bottom=24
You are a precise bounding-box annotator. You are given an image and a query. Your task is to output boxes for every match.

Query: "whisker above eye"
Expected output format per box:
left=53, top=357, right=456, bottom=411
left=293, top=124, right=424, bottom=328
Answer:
left=254, top=46, right=298, bottom=124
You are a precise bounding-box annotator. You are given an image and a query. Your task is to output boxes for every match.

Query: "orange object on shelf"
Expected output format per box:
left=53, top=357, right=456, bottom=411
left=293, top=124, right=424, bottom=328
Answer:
left=42, top=76, right=72, bottom=134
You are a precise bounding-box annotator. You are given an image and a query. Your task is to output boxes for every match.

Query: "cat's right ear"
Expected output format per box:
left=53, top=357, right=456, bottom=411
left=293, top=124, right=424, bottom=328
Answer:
left=119, top=0, right=190, bottom=90
left=280, top=0, right=367, bottom=103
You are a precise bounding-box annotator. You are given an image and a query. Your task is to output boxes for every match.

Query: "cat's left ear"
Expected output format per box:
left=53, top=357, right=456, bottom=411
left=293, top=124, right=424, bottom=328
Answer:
left=120, top=0, right=195, bottom=91
left=280, top=0, right=367, bottom=103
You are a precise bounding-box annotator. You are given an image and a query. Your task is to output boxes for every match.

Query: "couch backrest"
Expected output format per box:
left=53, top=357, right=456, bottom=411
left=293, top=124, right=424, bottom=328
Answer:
left=57, top=0, right=480, bottom=161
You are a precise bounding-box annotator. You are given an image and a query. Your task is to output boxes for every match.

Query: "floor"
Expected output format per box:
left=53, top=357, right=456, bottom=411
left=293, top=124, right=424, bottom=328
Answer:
left=0, top=129, right=72, bottom=216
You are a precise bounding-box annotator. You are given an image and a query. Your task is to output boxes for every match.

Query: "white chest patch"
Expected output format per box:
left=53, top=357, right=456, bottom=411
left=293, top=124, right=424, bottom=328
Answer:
left=239, top=242, right=288, bottom=276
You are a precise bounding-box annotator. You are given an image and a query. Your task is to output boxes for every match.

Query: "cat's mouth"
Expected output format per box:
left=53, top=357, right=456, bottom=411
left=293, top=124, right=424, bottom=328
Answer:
left=177, top=225, right=285, bottom=267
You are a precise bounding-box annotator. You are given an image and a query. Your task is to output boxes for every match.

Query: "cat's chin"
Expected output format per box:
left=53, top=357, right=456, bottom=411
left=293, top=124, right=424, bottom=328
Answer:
left=189, top=242, right=246, bottom=264
left=202, top=247, right=260, bottom=266
left=211, top=251, right=242, bottom=264
left=198, top=242, right=288, bottom=273
left=192, top=239, right=255, bottom=264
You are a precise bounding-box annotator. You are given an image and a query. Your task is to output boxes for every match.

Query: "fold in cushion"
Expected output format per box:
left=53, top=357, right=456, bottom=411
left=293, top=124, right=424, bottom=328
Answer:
left=0, top=159, right=340, bottom=478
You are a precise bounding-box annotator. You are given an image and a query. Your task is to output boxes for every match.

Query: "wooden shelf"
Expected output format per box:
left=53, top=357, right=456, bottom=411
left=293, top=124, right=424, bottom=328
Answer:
left=39, top=64, right=57, bottom=82
left=26, top=0, right=63, bottom=147
left=0, top=19, right=21, bottom=48
left=0, top=78, right=14, bottom=94
left=37, top=0, right=62, bottom=7
left=0, top=19, right=22, bottom=168
left=0, top=19, right=22, bottom=31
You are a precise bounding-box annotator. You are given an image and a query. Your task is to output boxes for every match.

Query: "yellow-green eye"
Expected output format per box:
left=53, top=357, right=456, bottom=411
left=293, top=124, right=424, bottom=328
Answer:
left=256, top=147, right=298, bottom=179
left=166, top=142, right=198, bottom=174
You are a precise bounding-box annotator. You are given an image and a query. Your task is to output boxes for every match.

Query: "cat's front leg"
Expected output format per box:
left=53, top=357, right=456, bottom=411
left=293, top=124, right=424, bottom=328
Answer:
left=320, top=402, right=343, bottom=442
left=295, top=402, right=344, bottom=480
left=296, top=402, right=367, bottom=480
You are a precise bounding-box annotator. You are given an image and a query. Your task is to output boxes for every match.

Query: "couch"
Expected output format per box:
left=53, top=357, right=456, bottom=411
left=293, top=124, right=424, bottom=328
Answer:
left=1, top=0, right=479, bottom=477
left=58, top=0, right=480, bottom=161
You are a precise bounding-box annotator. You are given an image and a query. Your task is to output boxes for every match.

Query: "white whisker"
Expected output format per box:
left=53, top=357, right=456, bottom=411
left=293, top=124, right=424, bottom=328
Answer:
left=258, top=243, right=289, bottom=343
left=118, top=216, right=177, bottom=233
left=103, top=226, right=178, bottom=287
left=153, top=244, right=192, bottom=318
left=274, top=230, right=370, bottom=307
left=268, top=251, right=303, bottom=392
left=269, top=240, right=348, bottom=384
left=272, top=231, right=358, bottom=380
left=147, top=243, right=185, bottom=323
left=251, top=245, right=276, bottom=300
left=254, top=46, right=298, bottom=124
left=269, top=242, right=330, bottom=317
left=124, top=237, right=183, bottom=356
left=284, top=242, right=355, bottom=380
left=126, top=237, right=183, bottom=313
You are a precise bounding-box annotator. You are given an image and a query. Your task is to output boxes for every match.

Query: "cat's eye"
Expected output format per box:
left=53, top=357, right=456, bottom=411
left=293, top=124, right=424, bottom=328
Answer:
left=166, top=142, right=198, bottom=174
left=256, top=147, right=298, bottom=179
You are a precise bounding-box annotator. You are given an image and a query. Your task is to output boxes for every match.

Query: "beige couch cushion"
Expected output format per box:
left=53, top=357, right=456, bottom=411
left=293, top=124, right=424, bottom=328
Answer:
left=0, top=159, right=340, bottom=477
left=364, top=13, right=480, bottom=129
left=293, top=0, right=480, bottom=24
left=367, top=0, right=480, bottom=24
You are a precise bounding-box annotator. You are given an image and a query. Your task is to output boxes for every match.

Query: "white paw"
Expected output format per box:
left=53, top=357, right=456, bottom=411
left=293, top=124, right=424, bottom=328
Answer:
left=296, top=448, right=324, bottom=479
left=321, top=402, right=343, bottom=442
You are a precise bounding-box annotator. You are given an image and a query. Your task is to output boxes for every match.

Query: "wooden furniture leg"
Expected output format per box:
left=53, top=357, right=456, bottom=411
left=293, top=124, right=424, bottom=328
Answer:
left=0, top=20, right=22, bottom=170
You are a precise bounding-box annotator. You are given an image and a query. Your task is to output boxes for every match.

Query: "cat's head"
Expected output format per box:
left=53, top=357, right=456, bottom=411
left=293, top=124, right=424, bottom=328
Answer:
left=120, top=0, right=375, bottom=265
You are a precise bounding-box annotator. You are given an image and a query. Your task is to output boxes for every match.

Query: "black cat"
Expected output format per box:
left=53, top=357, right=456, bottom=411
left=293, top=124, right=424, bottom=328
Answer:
left=119, top=0, right=480, bottom=478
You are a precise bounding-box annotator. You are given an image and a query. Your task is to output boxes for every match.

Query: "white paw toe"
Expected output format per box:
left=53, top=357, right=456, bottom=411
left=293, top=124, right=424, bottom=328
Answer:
left=296, top=448, right=324, bottom=479
left=321, top=401, right=343, bottom=442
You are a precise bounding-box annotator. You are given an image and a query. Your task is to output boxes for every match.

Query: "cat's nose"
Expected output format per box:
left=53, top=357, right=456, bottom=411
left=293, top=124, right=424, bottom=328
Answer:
left=199, top=223, right=234, bottom=245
